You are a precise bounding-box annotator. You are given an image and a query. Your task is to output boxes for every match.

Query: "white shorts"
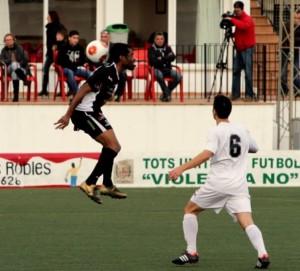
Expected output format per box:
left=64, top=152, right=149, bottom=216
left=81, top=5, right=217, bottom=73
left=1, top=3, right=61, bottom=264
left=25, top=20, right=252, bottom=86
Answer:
left=190, top=185, right=252, bottom=222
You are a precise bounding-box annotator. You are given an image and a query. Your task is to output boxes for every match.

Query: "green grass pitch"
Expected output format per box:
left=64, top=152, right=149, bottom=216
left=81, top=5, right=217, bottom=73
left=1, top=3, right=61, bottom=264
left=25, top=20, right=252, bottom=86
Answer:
left=0, top=187, right=299, bottom=271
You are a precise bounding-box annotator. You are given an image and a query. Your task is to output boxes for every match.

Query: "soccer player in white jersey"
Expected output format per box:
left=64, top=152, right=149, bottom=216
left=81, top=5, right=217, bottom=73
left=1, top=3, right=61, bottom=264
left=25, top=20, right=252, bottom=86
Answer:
left=169, top=95, right=270, bottom=269
left=54, top=43, right=136, bottom=204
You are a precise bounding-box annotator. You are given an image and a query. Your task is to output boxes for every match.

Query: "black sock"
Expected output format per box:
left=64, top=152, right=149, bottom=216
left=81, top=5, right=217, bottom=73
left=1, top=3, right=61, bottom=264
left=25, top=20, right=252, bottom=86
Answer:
left=86, top=148, right=118, bottom=186
left=101, top=148, right=118, bottom=187
left=86, top=153, right=103, bottom=185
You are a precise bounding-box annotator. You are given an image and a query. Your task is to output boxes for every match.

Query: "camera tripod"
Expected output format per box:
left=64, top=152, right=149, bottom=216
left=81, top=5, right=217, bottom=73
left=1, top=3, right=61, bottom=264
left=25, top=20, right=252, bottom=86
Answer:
left=207, top=28, right=235, bottom=101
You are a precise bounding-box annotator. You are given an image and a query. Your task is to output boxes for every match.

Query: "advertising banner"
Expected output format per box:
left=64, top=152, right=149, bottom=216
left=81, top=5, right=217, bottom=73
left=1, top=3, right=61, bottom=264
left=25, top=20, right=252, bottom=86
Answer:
left=0, top=151, right=299, bottom=188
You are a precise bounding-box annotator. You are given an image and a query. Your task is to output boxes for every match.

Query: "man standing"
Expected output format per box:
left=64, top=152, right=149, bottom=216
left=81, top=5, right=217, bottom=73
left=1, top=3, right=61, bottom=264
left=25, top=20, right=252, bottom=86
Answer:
left=54, top=43, right=136, bottom=204
left=225, top=1, right=256, bottom=101
left=169, top=95, right=270, bottom=269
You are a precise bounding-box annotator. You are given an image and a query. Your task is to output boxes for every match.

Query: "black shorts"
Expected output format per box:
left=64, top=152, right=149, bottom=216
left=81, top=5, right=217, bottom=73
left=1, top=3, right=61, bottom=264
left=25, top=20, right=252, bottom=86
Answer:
left=71, top=110, right=112, bottom=139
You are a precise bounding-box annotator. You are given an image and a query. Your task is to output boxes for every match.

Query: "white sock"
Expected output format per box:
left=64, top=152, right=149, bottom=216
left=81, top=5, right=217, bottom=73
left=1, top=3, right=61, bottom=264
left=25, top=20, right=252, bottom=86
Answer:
left=183, top=214, right=198, bottom=254
left=245, top=224, right=267, bottom=257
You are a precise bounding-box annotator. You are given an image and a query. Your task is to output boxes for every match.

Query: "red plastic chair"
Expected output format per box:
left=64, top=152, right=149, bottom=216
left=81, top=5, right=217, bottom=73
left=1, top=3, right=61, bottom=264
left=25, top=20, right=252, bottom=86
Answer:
left=177, top=46, right=196, bottom=63
left=21, top=42, right=32, bottom=57
left=0, top=61, right=6, bottom=101
left=0, top=62, right=38, bottom=102
left=52, top=50, right=87, bottom=101
left=133, top=49, right=148, bottom=61
left=124, top=49, right=151, bottom=101
left=125, top=61, right=151, bottom=101
left=26, top=64, right=38, bottom=101
left=29, top=43, right=43, bottom=63
left=147, top=65, right=184, bottom=102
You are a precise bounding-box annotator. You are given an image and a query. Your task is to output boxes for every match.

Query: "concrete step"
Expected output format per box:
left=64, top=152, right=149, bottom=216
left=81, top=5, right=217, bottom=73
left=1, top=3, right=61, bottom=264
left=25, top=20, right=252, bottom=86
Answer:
left=251, top=6, right=262, bottom=16
left=255, top=24, right=275, bottom=34
left=256, top=34, right=279, bottom=43
left=252, top=15, right=270, bottom=24
left=253, top=61, right=279, bottom=69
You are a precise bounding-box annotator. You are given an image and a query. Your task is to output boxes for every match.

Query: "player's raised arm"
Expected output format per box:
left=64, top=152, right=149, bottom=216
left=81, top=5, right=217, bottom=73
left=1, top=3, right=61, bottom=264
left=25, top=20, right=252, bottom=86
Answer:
left=169, top=150, right=213, bottom=181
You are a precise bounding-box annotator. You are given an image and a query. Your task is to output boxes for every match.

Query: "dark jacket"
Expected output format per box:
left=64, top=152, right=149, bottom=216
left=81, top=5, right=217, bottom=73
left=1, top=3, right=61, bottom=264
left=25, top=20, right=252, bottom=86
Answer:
left=0, top=44, right=29, bottom=69
left=57, top=42, right=86, bottom=71
left=56, top=40, right=67, bottom=52
left=148, top=43, right=176, bottom=74
left=45, top=22, right=66, bottom=58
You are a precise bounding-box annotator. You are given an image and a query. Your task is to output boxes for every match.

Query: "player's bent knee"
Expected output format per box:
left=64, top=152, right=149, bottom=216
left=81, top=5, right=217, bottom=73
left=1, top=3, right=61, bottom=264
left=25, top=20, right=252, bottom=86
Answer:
left=184, top=201, right=202, bottom=215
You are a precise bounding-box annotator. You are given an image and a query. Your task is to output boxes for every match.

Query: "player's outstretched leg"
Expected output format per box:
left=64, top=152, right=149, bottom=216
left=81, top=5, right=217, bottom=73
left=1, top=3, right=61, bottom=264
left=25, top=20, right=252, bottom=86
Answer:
left=99, top=185, right=127, bottom=199
left=172, top=251, right=199, bottom=265
left=80, top=181, right=103, bottom=204
left=254, top=254, right=270, bottom=269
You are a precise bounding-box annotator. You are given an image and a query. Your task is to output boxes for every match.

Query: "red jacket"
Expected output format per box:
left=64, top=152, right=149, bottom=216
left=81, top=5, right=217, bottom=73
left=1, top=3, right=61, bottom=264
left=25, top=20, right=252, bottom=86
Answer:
left=231, top=11, right=255, bottom=52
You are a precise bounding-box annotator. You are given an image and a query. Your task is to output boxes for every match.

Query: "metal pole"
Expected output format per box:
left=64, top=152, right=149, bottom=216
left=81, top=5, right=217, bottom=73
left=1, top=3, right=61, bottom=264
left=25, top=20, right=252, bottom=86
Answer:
left=277, top=0, right=284, bottom=150
left=289, top=0, right=295, bottom=150
left=263, top=45, right=267, bottom=101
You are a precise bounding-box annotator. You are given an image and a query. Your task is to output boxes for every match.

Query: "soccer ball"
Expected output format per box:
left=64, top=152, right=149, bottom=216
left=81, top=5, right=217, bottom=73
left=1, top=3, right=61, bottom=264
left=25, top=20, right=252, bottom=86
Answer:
left=86, top=40, right=109, bottom=63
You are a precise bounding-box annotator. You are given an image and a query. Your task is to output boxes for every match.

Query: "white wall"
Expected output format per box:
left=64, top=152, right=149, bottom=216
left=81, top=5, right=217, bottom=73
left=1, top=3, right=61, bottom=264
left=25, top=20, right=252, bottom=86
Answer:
left=0, top=103, right=274, bottom=153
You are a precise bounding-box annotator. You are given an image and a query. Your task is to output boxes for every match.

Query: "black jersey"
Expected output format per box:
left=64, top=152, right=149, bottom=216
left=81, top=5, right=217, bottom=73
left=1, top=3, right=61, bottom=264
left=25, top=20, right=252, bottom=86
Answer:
left=75, top=62, right=119, bottom=113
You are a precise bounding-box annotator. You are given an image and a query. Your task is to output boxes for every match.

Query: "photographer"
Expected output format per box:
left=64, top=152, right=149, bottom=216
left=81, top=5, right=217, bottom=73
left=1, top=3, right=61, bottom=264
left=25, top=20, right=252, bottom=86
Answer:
left=223, top=1, right=255, bottom=101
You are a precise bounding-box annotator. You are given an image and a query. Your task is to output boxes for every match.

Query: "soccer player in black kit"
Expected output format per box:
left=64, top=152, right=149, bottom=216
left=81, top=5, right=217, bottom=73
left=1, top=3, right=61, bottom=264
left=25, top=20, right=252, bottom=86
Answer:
left=54, top=43, right=136, bottom=204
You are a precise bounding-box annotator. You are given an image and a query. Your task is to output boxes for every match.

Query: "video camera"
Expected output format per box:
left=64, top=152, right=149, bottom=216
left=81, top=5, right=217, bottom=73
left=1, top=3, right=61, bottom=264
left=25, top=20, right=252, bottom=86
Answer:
left=220, top=11, right=235, bottom=30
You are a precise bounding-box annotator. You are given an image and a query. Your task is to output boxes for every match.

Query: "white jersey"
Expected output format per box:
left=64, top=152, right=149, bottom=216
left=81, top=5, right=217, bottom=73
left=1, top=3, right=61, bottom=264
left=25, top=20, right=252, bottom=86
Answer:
left=204, top=122, right=258, bottom=195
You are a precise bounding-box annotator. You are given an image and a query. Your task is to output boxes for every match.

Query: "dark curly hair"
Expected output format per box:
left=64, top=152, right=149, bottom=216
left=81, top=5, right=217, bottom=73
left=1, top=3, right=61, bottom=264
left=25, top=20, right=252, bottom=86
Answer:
left=107, top=43, right=132, bottom=64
